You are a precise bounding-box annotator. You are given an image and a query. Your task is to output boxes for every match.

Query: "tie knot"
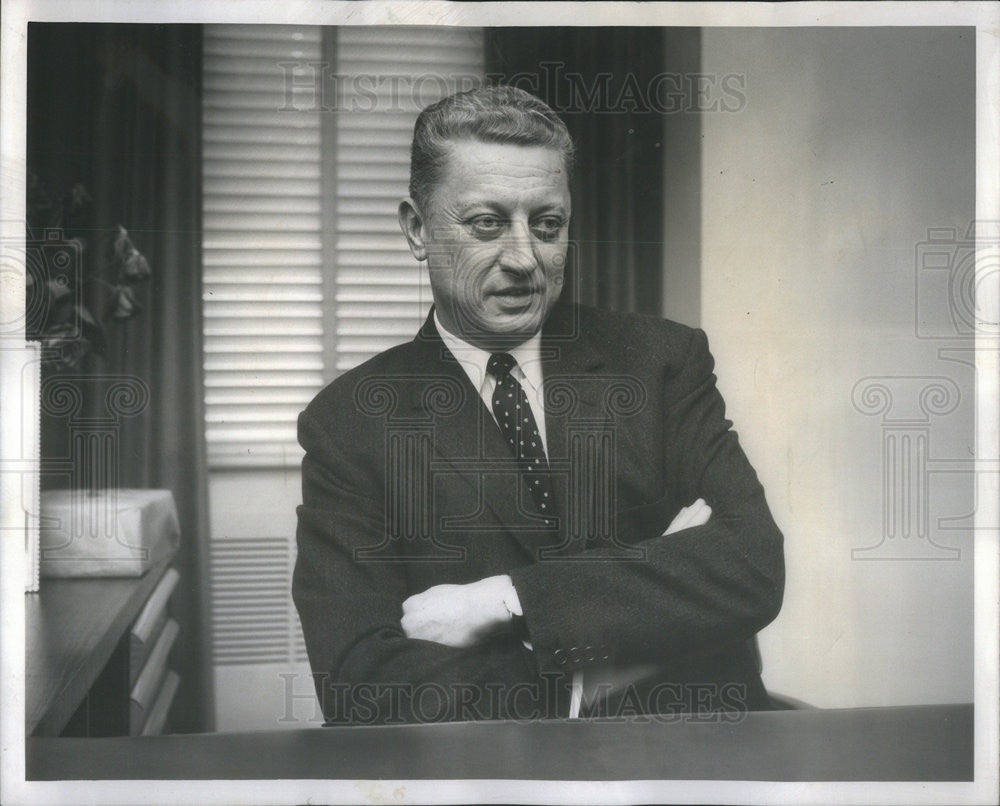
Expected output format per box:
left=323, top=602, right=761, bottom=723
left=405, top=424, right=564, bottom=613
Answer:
left=487, top=352, right=517, bottom=379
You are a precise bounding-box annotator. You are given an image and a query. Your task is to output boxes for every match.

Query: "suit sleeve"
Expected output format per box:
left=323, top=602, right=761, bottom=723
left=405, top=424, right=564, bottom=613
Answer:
left=292, top=405, right=547, bottom=724
left=508, top=327, right=785, bottom=676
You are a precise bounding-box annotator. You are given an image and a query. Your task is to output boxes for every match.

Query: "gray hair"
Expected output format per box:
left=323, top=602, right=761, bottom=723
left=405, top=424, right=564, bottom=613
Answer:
left=408, top=85, right=575, bottom=212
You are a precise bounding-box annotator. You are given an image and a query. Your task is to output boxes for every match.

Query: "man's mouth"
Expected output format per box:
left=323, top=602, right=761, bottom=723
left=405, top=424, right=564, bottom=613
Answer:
left=492, top=286, right=537, bottom=300
left=490, top=287, right=539, bottom=311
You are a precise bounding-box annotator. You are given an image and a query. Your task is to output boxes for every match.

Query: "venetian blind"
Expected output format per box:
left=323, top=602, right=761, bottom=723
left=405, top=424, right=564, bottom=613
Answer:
left=210, top=536, right=308, bottom=665
left=331, top=26, right=485, bottom=372
left=203, top=25, right=484, bottom=468
left=202, top=25, right=324, bottom=468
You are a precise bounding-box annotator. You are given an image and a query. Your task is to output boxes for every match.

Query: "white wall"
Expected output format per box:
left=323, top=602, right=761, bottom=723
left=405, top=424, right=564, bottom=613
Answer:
left=698, top=28, right=975, bottom=707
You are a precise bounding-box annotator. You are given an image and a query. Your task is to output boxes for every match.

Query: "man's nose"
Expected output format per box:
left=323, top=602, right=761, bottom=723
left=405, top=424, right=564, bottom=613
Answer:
left=497, top=222, right=538, bottom=274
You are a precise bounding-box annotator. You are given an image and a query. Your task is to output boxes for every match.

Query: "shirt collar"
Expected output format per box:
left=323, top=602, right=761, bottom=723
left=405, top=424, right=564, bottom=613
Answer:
left=433, top=309, right=544, bottom=393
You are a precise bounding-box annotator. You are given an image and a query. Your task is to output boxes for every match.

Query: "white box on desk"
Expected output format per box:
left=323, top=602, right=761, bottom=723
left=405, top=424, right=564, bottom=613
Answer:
left=39, top=489, right=180, bottom=578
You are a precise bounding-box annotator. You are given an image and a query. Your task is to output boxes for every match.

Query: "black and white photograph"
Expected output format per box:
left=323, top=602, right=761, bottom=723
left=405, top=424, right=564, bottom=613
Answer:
left=1, top=1, right=997, bottom=804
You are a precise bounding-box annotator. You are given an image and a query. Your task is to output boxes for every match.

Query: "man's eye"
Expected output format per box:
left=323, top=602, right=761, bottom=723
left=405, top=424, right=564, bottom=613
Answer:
left=531, top=217, right=564, bottom=240
left=468, top=216, right=505, bottom=239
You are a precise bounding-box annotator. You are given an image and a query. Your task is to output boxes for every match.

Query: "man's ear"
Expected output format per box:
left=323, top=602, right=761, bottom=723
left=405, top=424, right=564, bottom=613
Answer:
left=398, top=197, right=427, bottom=262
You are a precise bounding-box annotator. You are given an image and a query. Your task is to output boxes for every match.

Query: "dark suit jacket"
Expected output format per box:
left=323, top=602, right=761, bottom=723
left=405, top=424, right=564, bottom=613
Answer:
left=293, top=302, right=784, bottom=723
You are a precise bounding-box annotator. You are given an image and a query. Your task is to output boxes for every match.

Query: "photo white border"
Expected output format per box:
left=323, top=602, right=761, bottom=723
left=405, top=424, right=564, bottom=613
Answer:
left=2, top=2, right=997, bottom=804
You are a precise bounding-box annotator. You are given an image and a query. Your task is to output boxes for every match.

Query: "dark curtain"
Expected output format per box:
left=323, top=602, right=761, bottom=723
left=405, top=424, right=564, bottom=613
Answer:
left=486, top=28, right=665, bottom=315
left=28, top=23, right=214, bottom=733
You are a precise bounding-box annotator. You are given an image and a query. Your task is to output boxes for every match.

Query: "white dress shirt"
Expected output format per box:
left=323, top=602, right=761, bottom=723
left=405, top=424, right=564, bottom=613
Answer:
left=433, top=311, right=585, bottom=718
left=433, top=311, right=548, bottom=453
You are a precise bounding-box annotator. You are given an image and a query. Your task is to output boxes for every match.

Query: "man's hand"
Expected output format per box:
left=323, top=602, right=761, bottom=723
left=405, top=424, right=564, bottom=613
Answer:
left=401, top=574, right=517, bottom=648
left=662, top=498, right=712, bottom=535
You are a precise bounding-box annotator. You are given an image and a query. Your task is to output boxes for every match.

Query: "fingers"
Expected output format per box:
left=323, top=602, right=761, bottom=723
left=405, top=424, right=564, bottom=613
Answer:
left=400, top=589, right=431, bottom=639
left=664, top=499, right=699, bottom=534
left=400, top=584, right=477, bottom=647
left=401, top=579, right=514, bottom=648
left=686, top=498, right=711, bottom=528
left=400, top=598, right=420, bottom=639
left=662, top=498, right=712, bottom=536
left=401, top=606, right=449, bottom=644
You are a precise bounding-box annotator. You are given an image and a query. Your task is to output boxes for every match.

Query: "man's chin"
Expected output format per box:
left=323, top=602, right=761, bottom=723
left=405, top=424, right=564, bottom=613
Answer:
left=458, top=312, right=545, bottom=348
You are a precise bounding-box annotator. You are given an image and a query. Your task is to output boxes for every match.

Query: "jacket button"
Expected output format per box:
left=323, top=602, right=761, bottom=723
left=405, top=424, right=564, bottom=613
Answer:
left=583, top=645, right=595, bottom=663
left=553, top=649, right=567, bottom=666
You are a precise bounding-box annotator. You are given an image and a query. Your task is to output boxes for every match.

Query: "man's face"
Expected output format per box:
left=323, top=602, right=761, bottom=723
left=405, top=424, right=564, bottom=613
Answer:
left=406, top=139, right=571, bottom=349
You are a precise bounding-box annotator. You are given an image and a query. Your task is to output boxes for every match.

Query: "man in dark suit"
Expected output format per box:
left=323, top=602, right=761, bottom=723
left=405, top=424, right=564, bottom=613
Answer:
left=293, top=85, right=784, bottom=724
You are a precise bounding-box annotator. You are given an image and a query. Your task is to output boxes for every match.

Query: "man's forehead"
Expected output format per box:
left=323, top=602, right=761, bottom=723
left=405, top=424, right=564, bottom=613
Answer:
left=440, top=138, right=568, bottom=176
left=436, top=139, right=570, bottom=206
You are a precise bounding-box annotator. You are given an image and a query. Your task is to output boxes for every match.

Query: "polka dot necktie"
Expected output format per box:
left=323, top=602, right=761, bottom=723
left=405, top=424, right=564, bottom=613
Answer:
left=487, top=352, right=556, bottom=524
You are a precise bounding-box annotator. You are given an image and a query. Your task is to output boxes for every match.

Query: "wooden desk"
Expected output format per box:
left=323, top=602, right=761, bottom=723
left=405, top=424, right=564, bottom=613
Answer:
left=25, top=557, right=174, bottom=737
left=27, top=703, right=972, bottom=781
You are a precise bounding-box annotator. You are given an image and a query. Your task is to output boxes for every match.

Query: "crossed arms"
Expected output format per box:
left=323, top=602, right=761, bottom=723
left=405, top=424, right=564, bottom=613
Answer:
left=400, top=498, right=714, bottom=647
left=292, top=324, right=784, bottom=720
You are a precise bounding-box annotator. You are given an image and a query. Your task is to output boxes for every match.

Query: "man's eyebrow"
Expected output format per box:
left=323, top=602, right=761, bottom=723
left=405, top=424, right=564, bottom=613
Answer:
left=454, top=201, right=569, bottom=217
left=532, top=204, right=568, bottom=217
left=454, top=200, right=508, bottom=215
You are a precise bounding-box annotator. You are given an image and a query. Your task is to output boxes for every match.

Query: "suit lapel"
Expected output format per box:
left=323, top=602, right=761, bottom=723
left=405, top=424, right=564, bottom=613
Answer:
left=540, top=303, right=608, bottom=546
left=405, top=311, right=546, bottom=558
left=539, top=302, right=606, bottom=460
